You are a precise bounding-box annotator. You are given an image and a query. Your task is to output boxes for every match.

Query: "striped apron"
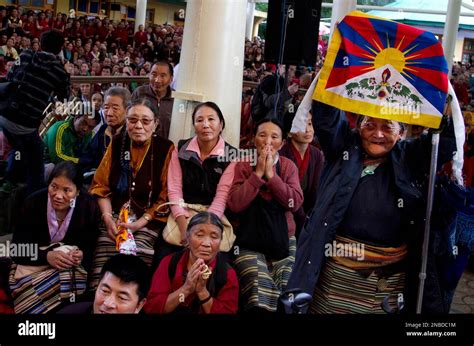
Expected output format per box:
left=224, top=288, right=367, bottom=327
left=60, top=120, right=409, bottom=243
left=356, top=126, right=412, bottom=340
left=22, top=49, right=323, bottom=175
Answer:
left=233, top=236, right=296, bottom=312
left=311, top=235, right=407, bottom=314
left=8, top=264, right=87, bottom=314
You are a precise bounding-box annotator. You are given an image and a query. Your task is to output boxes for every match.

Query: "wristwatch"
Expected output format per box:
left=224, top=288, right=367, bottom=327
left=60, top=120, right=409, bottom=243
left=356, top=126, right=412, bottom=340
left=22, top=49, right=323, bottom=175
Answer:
left=142, top=213, right=152, bottom=222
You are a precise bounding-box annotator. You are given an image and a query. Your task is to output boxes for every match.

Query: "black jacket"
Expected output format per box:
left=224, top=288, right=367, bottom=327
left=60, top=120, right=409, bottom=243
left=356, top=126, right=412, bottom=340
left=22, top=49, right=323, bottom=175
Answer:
left=287, top=101, right=456, bottom=313
left=252, top=73, right=293, bottom=122
left=178, top=138, right=234, bottom=205
left=78, top=124, right=125, bottom=173
left=11, top=189, right=100, bottom=272
left=4, top=49, right=70, bottom=129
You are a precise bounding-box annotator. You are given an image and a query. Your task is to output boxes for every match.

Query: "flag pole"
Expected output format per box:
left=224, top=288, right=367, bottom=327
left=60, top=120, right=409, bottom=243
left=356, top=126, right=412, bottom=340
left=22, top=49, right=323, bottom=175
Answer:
left=416, top=0, right=461, bottom=314
left=416, top=132, right=440, bottom=313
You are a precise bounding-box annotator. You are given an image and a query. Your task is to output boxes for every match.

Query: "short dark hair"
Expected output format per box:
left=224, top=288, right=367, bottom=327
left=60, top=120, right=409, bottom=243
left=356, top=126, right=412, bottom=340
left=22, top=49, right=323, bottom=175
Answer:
left=191, top=101, right=226, bottom=130
left=48, top=161, right=83, bottom=190
left=40, top=29, right=64, bottom=55
left=99, top=254, right=150, bottom=301
left=101, top=65, right=112, bottom=73
left=254, top=117, right=285, bottom=138
left=104, top=86, right=131, bottom=109
left=127, top=97, right=159, bottom=120
left=186, top=211, right=224, bottom=238
left=151, top=60, right=173, bottom=76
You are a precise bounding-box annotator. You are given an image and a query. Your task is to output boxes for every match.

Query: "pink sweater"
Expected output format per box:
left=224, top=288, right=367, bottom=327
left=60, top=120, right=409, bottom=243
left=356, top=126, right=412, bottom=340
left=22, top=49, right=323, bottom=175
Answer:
left=167, top=136, right=235, bottom=218
left=227, top=156, right=304, bottom=237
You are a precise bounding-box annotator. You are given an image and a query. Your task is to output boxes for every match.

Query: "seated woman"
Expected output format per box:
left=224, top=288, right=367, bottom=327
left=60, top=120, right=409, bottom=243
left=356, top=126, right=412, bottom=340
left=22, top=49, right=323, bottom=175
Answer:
left=9, top=161, right=100, bottom=314
left=280, top=114, right=324, bottom=237
left=145, top=212, right=238, bottom=314
left=157, top=102, right=235, bottom=263
left=89, top=98, right=174, bottom=290
left=227, top=118, right=303, bottom=312
left=287, top=101, right=456, bottom=314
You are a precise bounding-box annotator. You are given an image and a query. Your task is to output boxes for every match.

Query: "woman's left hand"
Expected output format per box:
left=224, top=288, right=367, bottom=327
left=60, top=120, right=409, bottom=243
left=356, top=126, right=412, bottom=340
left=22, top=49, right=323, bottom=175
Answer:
left=195, top=262, right=210, bottom=295
left=264, top=145, right=274, bottom=179
left=118, top=216, right=149, bottom=232
left=70, top=249, right=83, bottom=266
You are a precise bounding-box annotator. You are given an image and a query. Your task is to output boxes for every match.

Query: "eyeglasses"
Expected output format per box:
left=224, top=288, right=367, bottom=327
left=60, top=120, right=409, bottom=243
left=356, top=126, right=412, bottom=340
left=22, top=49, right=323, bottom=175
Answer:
left=126, top=117, right=154, bottom=126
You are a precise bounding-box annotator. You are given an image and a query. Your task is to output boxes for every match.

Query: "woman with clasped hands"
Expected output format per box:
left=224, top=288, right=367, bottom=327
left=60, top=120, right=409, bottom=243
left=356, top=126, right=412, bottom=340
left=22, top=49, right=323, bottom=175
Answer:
left=144, top=212, right=238, bottom=314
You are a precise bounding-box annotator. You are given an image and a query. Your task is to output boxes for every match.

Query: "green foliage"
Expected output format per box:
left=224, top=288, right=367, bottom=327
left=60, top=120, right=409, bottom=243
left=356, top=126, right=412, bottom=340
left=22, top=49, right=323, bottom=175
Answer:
left=255, top=3, right=268, bottom=12
left=321, top=0, right=333, bottom=19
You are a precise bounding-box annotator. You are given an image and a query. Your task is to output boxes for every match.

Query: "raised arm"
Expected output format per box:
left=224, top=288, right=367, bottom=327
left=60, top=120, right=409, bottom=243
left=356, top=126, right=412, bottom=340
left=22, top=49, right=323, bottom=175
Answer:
left=312, top=100, right=354, bottom=161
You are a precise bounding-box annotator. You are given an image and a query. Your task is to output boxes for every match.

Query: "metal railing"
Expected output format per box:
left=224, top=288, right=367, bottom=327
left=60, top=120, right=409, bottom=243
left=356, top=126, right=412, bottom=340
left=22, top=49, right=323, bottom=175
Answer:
left=70, top=76, right=308, bottom=93
left=41, top=75, right=310, bottom=138
left=71, top=76, right=149, bottom=84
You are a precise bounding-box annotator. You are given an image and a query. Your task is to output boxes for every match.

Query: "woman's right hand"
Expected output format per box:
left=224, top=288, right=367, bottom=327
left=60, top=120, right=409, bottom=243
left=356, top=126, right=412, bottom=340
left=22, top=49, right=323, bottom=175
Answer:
left=182, top=258, right=204, bottom=296
left=47, top=250, right=75, bottom=270
left=104, top=215, right=118, bottom=240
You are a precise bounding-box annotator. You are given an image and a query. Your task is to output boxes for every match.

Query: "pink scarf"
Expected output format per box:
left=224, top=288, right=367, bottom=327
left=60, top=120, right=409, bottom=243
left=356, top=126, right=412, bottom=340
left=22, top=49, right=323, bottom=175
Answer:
left=47, top=195, right=75, bottom=243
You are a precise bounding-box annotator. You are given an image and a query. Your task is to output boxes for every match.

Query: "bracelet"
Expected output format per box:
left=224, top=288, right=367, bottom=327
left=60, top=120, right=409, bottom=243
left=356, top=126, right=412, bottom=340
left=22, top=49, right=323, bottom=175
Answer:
left=142, top=213, right=152, bottom=222
left=101, top=212, right=113, bottom=221
left=198, top=294, right=212, bottom=305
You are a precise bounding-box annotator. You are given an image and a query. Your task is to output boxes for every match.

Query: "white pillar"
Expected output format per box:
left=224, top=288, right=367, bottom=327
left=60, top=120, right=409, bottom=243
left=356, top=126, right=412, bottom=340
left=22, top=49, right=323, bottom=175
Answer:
left=246, top=0, right=256, bottom=40
left=329, top=0, right=356, bottom=40
left=169, top=0, right=247, bottom=148
left=253, top=18, right=263, bottom=39
left=442, top=0, right=462, bottom=77
left=135, top=0, right=147, bottom=33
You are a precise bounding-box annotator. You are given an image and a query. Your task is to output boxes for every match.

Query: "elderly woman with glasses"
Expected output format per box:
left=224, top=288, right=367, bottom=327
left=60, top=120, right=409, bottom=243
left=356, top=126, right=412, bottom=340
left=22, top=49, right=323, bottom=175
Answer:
left=89, top=98, right=174, bottom=290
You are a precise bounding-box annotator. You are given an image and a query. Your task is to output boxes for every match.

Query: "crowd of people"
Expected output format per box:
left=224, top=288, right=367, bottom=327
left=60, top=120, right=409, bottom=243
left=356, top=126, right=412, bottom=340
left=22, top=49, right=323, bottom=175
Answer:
left=0, top=4, right=473, bottom=316
left=0, top=5, right=182, bottom=84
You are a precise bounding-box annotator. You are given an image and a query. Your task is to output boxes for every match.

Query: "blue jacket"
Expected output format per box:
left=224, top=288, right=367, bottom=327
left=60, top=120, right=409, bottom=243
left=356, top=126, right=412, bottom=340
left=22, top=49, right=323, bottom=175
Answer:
left=78, top=123, right=108, bottom=172
left=287, top=100, right=456, bottom=313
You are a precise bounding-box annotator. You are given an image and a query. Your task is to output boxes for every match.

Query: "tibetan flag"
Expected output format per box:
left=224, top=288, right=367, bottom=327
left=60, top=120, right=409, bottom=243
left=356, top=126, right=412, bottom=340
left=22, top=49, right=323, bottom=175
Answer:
left=314, top=11, right=448, bottom=128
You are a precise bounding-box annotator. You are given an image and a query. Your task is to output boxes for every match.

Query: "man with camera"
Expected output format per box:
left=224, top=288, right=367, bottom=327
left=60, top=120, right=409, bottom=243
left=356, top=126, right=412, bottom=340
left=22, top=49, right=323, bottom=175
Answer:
left=0, top=29, right=70, bottom=195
